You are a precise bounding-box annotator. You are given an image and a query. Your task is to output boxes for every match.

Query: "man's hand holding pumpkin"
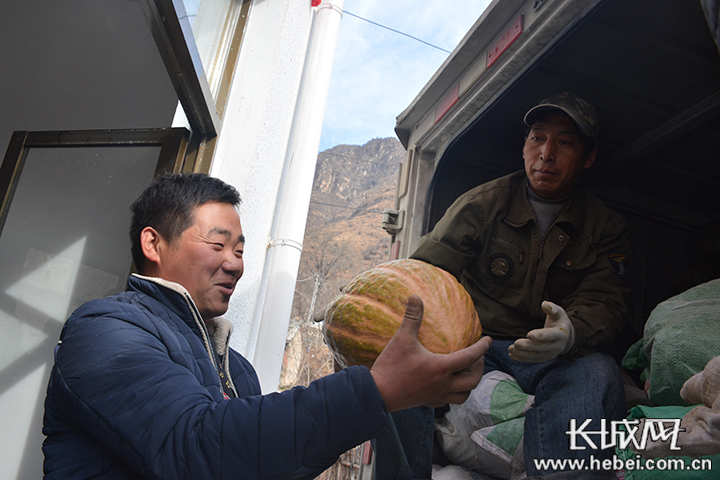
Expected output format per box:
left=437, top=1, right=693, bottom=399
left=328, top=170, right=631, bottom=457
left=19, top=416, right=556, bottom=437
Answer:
left=371, top=295, right=492, bottom=413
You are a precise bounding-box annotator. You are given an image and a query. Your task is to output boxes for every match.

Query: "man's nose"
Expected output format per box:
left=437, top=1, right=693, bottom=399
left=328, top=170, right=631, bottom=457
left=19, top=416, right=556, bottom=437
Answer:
left=540, top=141, right=556, bottom=162
left=223, top=253, right=244, bottom=277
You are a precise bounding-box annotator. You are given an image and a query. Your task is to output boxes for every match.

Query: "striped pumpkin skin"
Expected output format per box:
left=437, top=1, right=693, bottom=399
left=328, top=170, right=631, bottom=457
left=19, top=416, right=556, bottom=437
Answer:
left=323, top=259, right=482, bottom=369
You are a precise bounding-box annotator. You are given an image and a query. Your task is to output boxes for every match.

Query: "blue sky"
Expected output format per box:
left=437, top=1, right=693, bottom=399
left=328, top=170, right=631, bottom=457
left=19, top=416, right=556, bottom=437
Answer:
left=319, top=0, right=492, bottom=150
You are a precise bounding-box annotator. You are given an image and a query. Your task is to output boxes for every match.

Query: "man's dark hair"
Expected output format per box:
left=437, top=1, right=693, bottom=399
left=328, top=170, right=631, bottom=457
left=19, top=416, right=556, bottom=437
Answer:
left=129, top=172, right=241, bottom=271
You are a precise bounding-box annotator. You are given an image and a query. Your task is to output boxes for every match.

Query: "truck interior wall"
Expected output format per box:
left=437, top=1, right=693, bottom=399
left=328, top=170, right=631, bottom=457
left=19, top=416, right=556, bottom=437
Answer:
left=421, top=0, right=720, bottom=344
left=424, top=156, right=701, bottom=345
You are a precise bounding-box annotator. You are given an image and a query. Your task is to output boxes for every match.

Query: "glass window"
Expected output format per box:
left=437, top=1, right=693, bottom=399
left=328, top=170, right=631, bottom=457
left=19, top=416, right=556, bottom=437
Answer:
left=0, top=128, right=187, bottom=479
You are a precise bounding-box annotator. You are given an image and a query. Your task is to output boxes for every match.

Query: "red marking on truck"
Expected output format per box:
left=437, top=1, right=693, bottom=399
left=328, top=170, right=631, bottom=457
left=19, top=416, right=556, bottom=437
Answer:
left=362, top=441, right=373, bottom=464
left=487, top=16, right=524, bottom=67
left=390, top=240, right=401, bottom=260
left=434, top=83, right=460, bottom=123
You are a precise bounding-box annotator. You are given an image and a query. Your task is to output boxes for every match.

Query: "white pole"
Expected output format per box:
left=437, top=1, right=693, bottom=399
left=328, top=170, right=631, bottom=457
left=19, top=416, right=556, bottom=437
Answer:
left=252, top=0, right=344, bottom=393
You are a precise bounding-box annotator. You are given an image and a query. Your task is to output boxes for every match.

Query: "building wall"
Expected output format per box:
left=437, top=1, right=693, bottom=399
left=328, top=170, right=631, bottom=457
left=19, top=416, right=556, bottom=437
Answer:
left=209, top=0, right=315, bottom=366
left=0, top=0, right=325, bottom=475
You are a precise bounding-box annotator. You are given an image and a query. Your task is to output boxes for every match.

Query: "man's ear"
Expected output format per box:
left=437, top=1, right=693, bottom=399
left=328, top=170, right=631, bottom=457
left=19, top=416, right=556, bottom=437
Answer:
left=584, top=146, right=597, bottom=170
left=140, top=227, right=163, bottom=267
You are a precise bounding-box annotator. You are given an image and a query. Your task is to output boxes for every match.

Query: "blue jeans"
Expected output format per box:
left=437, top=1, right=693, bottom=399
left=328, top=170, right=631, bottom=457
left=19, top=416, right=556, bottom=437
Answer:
left=485, top=340, right=626, bottom=479
left=372, top=406, right=434, bottom=480
left=373, top=340, right=626, bottom=480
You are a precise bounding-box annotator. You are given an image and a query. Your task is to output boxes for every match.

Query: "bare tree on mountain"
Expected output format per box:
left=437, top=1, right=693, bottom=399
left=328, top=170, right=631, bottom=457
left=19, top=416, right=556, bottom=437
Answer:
left=295, top=233, right=349, bottom=323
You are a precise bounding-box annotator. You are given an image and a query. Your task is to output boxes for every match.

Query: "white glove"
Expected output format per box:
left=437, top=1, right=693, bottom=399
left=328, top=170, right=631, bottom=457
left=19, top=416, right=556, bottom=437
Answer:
left=508, top=301, right=575, bottom=363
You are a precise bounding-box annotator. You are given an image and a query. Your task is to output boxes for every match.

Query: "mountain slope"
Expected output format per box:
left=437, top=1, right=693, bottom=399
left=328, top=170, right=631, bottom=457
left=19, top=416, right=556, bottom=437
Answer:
left=293, top=137, right=403, bottom=323
left=281, top=137, right=404, bottom=389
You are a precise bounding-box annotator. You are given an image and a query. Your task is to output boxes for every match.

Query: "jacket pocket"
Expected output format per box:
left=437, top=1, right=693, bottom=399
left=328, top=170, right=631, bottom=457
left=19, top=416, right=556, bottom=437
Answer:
left=474, top=236, right=529, bottom=296
left=547, top=239, right=597, bottom=301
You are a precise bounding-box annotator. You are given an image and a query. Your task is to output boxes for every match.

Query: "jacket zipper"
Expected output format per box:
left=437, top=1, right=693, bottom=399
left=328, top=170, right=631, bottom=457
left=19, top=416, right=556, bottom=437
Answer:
left=181, top=292, right=239, bottom=398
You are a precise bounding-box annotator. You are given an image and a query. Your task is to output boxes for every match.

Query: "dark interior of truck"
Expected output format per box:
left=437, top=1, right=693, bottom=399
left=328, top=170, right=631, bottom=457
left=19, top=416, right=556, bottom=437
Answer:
left=425, top=0, right=720, bottom=354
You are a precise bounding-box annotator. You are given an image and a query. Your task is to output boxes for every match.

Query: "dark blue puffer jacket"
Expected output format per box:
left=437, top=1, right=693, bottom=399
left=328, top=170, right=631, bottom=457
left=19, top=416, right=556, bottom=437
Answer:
left=42, top=275, right=387, bottom=479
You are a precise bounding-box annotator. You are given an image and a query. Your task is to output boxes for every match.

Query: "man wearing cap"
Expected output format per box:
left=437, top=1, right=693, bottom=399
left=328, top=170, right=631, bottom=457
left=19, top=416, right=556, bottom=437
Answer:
left=380, top=93, right=629, bottom=479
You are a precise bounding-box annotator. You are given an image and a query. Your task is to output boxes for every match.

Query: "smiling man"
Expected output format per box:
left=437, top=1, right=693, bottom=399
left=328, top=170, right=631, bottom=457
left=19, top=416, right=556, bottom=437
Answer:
left=42, top=173, right=491, bottom=479
left=139, top=200, right=246, bottom=321
left=385, top=93, right=631, bottom=479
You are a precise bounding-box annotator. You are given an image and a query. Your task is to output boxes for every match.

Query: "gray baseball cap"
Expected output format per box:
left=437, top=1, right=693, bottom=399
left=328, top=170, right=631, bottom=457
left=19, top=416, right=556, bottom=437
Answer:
left=524, top=92, right=599, bottom=140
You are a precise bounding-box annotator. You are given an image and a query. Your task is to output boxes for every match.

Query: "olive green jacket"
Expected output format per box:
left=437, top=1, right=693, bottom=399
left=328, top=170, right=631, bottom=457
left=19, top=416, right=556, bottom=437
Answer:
left=410, top=171, right=630, bottom=354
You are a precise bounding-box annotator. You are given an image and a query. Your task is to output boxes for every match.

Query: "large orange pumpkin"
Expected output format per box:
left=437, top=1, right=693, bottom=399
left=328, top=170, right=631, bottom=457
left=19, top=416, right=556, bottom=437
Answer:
left=323, top=259, right=482, bottom=369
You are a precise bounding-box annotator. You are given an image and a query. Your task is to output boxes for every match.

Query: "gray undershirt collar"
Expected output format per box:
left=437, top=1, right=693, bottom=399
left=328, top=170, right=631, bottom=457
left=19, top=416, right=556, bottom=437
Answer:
left=526, top=185, right=571, bottom=237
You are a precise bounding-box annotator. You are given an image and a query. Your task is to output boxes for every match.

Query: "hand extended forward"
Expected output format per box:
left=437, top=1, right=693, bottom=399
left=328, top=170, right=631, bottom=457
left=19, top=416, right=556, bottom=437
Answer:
left=508, top=300, right=574, bottom=363
left=370, top=295, right=492, bottom=413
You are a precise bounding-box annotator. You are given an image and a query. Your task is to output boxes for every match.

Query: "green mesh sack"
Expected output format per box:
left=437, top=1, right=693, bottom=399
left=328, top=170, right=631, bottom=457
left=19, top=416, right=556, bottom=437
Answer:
left=435, top=370, right=532, bottom=479
left=643, top=279, right=720, bottom=406
left=616, top=405, right=718, bottom=479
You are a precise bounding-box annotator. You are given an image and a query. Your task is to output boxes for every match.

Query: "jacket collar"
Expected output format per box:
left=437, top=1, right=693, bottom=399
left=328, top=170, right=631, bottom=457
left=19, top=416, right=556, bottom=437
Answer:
left=126, top=274, right=234, bottom=355
left=504, top=177, right=585, bottom=237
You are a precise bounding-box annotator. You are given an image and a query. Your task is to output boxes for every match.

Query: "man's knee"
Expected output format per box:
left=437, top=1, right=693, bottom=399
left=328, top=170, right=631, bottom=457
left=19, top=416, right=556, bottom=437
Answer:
left=536, top=354, right=625, bottom=406
left=571, top=353, right=627, bottom=418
